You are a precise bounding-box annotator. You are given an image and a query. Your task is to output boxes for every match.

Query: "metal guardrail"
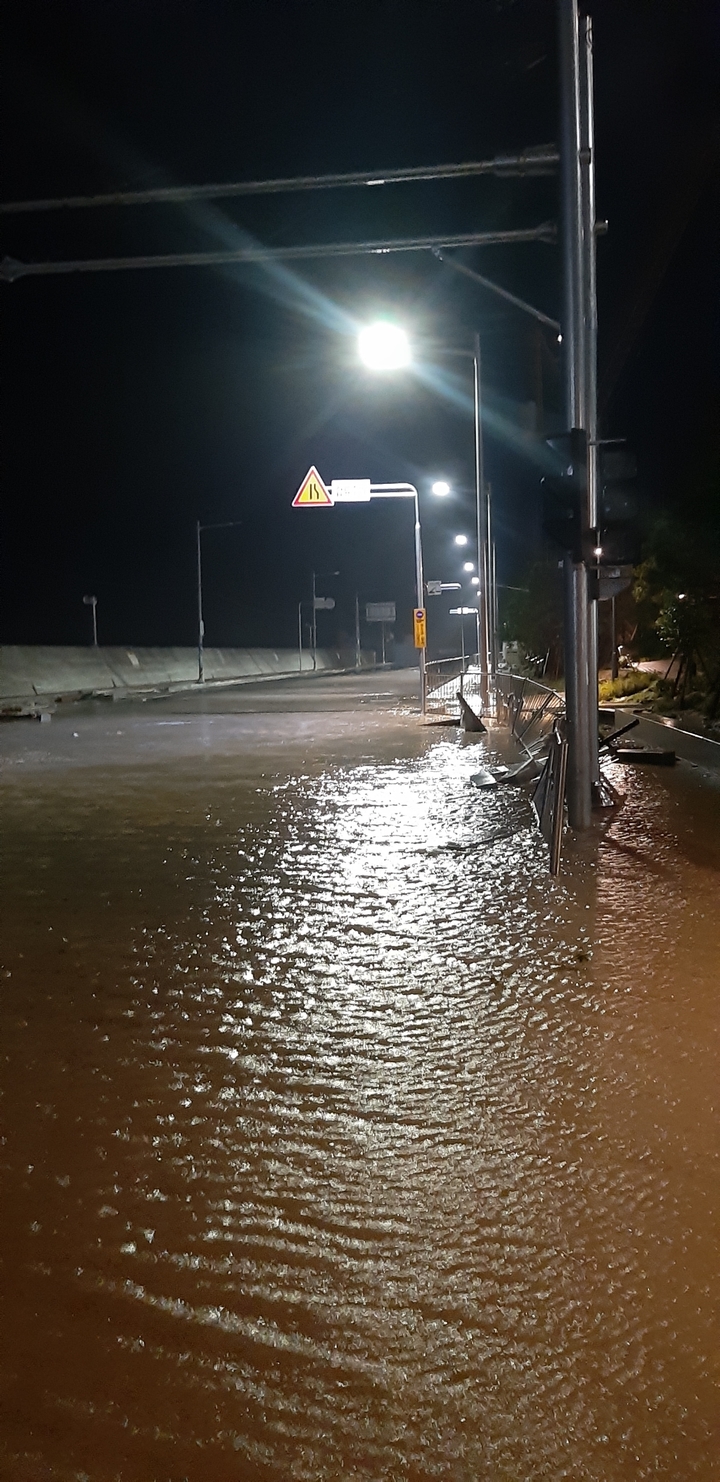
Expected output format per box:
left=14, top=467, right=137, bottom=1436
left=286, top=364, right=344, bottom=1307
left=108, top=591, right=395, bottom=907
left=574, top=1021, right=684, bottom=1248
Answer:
left=495, top=672, right=565, bottom=751
left=426, top=657, right=486, bottom=715
left=426, top=662, right=565, bottom=738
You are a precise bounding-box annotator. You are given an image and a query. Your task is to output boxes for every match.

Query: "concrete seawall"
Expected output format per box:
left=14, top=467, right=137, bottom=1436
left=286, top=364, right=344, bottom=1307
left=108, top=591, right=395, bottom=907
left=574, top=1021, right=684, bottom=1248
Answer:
left=0, top=646, right=349, bottom=710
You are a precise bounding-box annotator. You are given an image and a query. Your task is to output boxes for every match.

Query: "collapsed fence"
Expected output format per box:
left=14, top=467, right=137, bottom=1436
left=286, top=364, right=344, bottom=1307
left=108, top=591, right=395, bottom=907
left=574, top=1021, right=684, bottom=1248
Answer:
left=426, top=661, right=569, bottom=874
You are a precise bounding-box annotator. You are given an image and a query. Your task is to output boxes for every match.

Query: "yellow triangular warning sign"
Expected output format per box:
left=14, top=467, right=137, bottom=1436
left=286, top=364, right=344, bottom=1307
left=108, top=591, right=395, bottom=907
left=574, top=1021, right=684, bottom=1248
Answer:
left=292, top=466, right=333, bottom=507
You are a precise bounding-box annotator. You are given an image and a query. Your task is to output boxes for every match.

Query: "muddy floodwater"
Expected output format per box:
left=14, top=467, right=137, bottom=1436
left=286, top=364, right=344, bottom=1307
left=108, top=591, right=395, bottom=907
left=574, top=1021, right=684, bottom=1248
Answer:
left=1, top=672, right=718, bottom=1481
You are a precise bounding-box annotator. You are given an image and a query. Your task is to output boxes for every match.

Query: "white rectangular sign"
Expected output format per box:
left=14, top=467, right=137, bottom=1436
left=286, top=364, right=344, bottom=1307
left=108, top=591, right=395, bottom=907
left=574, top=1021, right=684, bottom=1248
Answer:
left=330, top=479, right=372, bottom=503
left=365, top=602, right=396, bottom=623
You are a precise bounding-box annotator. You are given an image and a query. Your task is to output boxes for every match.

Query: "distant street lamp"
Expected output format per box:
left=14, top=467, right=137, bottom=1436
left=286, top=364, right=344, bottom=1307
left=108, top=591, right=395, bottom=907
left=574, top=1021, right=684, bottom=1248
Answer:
left=454, top=534, right=469, bottom=547
left=82, top=593, right=98, bottom=646
left=195, top=518, right=242, bottom=683
left=431, top=480, right=451, bottom=497
left=463, top=561, right=475, bottom=572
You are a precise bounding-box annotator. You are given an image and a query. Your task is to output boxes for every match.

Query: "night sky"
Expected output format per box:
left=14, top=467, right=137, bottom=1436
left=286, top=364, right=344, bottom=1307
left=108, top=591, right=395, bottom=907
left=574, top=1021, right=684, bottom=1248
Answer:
left=2, top=1, right=718, bottom=652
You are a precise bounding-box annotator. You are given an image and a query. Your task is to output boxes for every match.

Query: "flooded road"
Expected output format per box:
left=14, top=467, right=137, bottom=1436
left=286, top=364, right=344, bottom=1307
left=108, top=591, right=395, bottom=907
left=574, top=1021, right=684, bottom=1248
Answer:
left=1, top=671, right=718, bottom=1481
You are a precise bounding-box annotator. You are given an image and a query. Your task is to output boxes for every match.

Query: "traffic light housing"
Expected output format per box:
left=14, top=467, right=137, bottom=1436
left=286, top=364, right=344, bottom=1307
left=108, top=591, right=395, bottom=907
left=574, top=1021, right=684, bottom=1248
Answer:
left=541, top=429, right=587, bottom=561
left=598, top=446, right=642, bottom=565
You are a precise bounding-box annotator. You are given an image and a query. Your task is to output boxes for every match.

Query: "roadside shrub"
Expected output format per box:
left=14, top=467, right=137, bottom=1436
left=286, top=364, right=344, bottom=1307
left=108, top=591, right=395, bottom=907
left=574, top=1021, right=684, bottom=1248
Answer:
left=598, top=672, right=656, bottom=702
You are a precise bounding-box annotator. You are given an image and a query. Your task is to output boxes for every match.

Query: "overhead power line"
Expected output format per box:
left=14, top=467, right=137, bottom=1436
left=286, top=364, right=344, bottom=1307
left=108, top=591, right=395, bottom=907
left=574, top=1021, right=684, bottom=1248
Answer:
left=0, top=224, right=556, bottom=283
left=0, top=146, right=558, bottom=216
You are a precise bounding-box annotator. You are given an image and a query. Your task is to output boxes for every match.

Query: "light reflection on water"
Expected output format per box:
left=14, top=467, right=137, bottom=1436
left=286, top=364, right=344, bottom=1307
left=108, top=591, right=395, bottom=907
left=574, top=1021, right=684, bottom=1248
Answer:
left=0, top=715, right=718, bottom=1481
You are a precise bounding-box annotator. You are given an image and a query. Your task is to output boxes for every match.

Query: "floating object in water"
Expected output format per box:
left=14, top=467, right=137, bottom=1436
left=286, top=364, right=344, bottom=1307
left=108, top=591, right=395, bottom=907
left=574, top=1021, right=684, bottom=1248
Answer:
left=469, top=768, right=498, bottom=789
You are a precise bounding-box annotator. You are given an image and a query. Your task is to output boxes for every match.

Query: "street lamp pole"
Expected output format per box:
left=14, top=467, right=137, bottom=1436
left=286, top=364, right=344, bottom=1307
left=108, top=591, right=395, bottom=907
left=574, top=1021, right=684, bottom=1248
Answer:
left=412, top=486, right=427, bottom=712
left=196, top=520, right=204, bottom=682
left=355, top=593, right=361, bottom=670
left=311, top=570, right=317, bottom=671
left=195, top=518, right=243, bottom=683
left=82, top=594, right=98, bottom=646
left=473, top=336, right=492, bottom=709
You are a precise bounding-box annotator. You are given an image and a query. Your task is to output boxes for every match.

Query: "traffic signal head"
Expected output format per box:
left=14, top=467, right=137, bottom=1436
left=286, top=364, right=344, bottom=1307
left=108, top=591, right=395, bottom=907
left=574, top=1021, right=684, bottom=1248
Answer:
left=541, top=429, right=588, bottom=560
left=598, top=446, right=642, bottom=565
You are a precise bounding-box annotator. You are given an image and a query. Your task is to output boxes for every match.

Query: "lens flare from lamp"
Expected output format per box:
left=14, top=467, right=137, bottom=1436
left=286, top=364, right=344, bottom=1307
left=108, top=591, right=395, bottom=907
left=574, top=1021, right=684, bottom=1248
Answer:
left=358, top=321, right=411, bottom=371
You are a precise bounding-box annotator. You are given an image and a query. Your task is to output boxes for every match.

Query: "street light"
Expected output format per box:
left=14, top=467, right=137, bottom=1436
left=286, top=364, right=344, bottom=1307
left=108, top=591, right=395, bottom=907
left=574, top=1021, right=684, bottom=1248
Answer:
left=195, top=519, right=242, bottom=683
left=82, top=594, right=98, bottom=646
left=431, top=480, right=451, bottom=497
left=358, top=321, right=411, bottom=371
left=463, top=561, right=475, bottom=572
left=357, top=323, right=495, bottom=706
left=454, top=534, right=469, bottom=547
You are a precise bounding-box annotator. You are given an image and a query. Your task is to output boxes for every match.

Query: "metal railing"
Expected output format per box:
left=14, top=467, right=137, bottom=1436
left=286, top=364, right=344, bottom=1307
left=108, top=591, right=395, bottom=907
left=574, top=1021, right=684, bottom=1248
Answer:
left=426, top=656, right=487, bottom=716
left=495, top=673, right=565, bottom=752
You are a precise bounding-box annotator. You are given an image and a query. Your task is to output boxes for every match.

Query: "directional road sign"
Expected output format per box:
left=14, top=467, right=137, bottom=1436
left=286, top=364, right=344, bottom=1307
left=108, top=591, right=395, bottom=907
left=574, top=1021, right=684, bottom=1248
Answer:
left=292, top=466, right=333, bottom=507
left=365, top=602, right=396, bottom=623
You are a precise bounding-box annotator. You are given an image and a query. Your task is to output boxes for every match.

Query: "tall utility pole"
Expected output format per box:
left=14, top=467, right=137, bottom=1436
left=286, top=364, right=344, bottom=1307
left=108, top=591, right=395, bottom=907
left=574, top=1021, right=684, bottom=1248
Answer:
left=580, top=13, right=600, bottom=790
left=473, top=336, right=492, bottom=710
left=558, top=0, right=599, bottom=828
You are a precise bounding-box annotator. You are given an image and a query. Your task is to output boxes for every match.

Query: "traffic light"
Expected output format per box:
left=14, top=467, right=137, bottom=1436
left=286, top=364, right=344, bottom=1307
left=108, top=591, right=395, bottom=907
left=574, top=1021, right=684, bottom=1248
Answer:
left=598, top=446, right=642, bottom=565
left=541, top=428, right=587, bottom=561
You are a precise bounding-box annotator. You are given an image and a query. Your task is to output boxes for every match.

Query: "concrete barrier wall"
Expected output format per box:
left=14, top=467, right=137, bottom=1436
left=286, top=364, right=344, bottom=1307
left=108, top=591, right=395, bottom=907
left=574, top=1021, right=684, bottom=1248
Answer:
left=0, top=646, right=345, bottom=702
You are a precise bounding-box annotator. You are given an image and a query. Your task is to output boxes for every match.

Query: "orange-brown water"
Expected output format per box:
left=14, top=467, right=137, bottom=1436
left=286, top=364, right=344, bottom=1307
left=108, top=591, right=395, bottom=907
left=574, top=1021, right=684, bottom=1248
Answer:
left=1, top=680, right=718, bottom=1480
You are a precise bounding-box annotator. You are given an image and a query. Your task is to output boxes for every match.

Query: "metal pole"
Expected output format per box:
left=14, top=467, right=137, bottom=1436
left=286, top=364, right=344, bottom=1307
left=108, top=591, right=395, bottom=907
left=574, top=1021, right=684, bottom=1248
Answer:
left=610, top=596, right=619, bottom=681
left=91, top=598, right=98, bottom=647
left=461, top=614, right=466, bottom=674
left=298, top=601, right=303, bottom=672
left=485, top=481, right=495, bottom=684
left=558, top=0, right=591, bottom=828
left=491, top=539, right=499, bottom=675
left=311, top=571, right=317, bottom=672
left=413, top=492, right=427, bottom=714
left=196, top=520, right=204, bottom=683
left=355, top=593, right=361, bottom=670
left=581, top=12, right=600, bottom=787
left=563, top=553, right=590, bottom=814
left=473, top=338, right=491, bottom=710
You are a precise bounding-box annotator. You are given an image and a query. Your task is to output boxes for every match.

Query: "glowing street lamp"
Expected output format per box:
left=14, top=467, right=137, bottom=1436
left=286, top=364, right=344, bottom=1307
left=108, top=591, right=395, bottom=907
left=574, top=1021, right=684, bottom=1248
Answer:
left=454, top=534, right=469, bottom=547
left=463, top=561, right=475, bottom=572
left=431, top=480, right=451, bottom=496
left=358, top=321, right=411, bottom=371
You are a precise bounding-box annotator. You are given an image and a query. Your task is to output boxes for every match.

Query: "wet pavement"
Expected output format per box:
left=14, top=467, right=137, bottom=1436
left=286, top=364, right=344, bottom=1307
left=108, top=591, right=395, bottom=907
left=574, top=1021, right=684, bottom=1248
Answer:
left=1, top=669, right=718, bottom=1481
